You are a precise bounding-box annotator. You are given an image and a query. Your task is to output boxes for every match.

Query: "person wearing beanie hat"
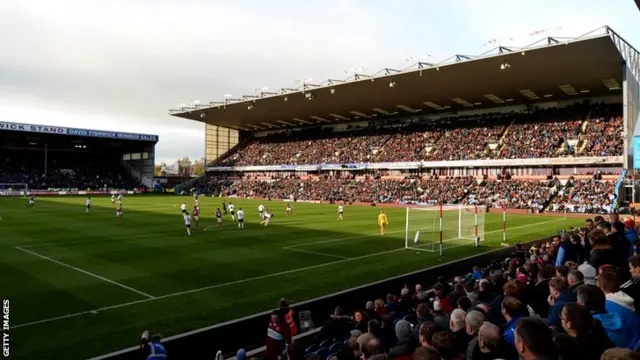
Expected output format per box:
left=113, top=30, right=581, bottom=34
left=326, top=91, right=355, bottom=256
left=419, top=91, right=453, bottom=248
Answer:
left=578, top=263, right=597, bottom=285
left=236, top=349, right=246, bottom=360
left=388, top=320, right=415, bottom=360
left=624, top=219, right=638, bottom=258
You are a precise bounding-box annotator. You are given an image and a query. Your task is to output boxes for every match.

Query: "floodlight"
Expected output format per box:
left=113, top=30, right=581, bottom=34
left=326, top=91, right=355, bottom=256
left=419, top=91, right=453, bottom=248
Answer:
left=200, top=113, right=206, bottom=118
left=389, top=81, right=396, bottom=88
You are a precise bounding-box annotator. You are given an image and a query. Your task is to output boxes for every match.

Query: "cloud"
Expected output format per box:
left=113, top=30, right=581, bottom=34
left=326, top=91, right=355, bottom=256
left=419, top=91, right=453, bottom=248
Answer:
left=0, top=0, right=638, bottom=162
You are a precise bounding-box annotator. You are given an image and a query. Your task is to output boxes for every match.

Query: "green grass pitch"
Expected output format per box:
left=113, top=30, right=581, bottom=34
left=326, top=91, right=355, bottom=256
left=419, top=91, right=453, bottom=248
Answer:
left=0, top=195, right=585, bottom=359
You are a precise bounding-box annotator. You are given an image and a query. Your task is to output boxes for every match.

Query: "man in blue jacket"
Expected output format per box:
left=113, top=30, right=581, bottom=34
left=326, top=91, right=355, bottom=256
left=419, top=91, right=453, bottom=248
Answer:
left=597, top=271, right=640, bottom=350
left=555, top=232, right=587, bottom=267
left=547, top=278, right=576, bottom=328
left=577, top=284, right=640, bottom=350
left=501, top=296, right=525, bottom=348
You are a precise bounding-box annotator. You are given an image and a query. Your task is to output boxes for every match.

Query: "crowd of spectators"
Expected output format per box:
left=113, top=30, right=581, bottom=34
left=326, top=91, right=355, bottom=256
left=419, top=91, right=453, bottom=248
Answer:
left=549, top=179, right=616, bottom=214
left=212, top=103, right=623, bottom=167
left=200, top=176, right=605, bottom=213
left=580, top=117, right=624, bottom=157
left=262, top=215, right=640, bottom=360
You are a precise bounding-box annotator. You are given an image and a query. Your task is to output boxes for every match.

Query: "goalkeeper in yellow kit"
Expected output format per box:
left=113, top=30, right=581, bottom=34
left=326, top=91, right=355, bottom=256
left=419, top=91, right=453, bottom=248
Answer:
left=377, top=211, right=388, bottom=235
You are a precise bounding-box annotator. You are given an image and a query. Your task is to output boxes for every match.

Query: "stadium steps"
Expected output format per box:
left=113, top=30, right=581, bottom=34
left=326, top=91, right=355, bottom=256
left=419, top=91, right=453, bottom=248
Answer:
left=498, top=117, right=517, bottom=142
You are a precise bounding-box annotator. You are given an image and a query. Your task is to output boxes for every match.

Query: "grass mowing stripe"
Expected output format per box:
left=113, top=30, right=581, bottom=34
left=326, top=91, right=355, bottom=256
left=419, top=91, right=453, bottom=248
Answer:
left=13, top=215, right=568, bottom=329
left=14, top=246, right=156, bottom=299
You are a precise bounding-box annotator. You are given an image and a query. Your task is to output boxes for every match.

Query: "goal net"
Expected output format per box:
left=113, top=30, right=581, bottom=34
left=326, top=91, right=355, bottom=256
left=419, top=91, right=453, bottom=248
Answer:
left=0, top=183, right=29, bottom=197
left=405, top=204, right=485, bottom=255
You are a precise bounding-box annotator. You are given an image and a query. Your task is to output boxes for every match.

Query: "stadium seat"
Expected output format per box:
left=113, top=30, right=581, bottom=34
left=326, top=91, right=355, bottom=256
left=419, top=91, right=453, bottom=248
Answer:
left=326, top=353, right=336, bottom=360
left=329, top=341, right=342, bottom=353
left=313, top=347, right=329, bottom=359
left=305, top=344, right=318, bottom=355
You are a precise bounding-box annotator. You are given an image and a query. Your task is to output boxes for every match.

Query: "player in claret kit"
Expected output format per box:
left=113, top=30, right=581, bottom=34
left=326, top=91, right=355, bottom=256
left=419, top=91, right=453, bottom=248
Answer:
left=194, top=194, right=200, bottom=208
left=116, top=200, right=123, bottom=221
left=286, top=203, right=292, bottom=216
left=192, top=206, right=200, bottom=227
left=215, top=208, right=223, bottom=228
left=222, top=200, right=227, bottom=215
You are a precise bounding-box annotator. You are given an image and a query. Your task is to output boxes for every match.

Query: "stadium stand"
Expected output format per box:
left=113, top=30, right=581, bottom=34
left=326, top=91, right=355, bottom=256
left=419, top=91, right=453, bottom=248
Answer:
left=210, top=102, right=623, bottom=167
left=0, top=122, right=157, bottom=191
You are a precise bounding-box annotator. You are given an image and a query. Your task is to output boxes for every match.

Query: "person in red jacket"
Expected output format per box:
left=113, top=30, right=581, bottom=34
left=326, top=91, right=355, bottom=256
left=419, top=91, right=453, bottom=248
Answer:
left=280, top=299, right=299, bottom=336
left=265, top=310, right=291, bottom=360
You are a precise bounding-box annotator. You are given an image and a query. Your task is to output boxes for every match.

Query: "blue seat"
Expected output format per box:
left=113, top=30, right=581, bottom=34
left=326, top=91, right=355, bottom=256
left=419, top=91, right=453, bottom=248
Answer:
left=314, top=347, right=329, bottom=359
left=305, top=344, right=318, bottom=355
left=327, top=353, right=337, bottom=360
left=329, top=342, right=342, bottom=352
left=319, top=340, right=331, bottom=348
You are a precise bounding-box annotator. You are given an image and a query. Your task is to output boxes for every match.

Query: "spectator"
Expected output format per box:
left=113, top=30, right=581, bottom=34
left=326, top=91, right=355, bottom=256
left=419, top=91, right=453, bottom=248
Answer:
left=457, top=296, right=472, bottom=312
left=598, top=271, right=640, bottom=348
left=588, top=230, right=615, bottom=269
left=319, top=307, right=350, bottom=341
left=465, top=321, right=515, bottom=360
left=388, top=320, right=415, bottom=360
left=417, top=322, right=438, bottom=349
left=374, top=299, right=388, bottom=317
left=547, top=277, right=575, bottom=328
left=601, top=348, right=640, bottom=360
left=556, top=233, right=586, bottom=266
left=432, top=296, right=451, bottom=331
left=598, top=222, right=629, bottom=270
left=552, top=334, right=579, bottom=360
left=431, top=331, right=465, bottom=360
left=560, top=303, right=613, bottom=360
left=621, top=255, right=640, bottom=307
left=465, top=310, right=485, bottom=338
left=578, top=263, right=598, bottom=285
left=567, top=269, right=585, bottom=297
left=354, top=311, right=368, bottom=333
left=577, top=284, right=640, bottom=350
left=514, top=317, right=557, bottom=360
left=362, top=337, right=386, bottom=360
left=412, top=346, right=440, bottom=360
left=415, top=284, right=428, bottom=302
left=365, top=301, right=380, bottom=322
left=265, top=309, right=291, bottom=360
left=556, top=265, right=569, bottom=280
left=449, top=309, right=470, bottom=354
left=501, top=296, right=524, bottom=348
left=412, top=304, right=431, bottom=342
left=530, top=265, right=554, bottom=317
left=624, top=219, right=638, bottom=256
left=280, top=299, right=299, bottom=337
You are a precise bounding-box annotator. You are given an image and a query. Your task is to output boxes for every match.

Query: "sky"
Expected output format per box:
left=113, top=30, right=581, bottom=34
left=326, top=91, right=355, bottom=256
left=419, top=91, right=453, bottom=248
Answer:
left=0, top=0, right=638, bottom=164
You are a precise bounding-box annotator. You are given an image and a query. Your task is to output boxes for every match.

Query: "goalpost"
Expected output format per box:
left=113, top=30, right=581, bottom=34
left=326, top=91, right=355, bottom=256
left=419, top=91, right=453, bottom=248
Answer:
left=405, top=204, right=486, bottom=256
left=0, top=183, right=29, bottom=197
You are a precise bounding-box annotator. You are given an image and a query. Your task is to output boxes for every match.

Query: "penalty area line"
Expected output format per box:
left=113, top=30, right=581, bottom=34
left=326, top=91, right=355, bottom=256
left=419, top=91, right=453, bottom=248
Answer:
left=282, top=246, right=351, bottom=259
left=14, top=246, right=155, bottom=300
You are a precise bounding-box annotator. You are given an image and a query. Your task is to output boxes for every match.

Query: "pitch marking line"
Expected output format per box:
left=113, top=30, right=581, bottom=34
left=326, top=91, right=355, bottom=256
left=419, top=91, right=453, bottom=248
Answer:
left=13, top=216, right=571, bottom=329
left=14, top=246, right=155, bottom=299
left=281, top=246, right=351, bottom=259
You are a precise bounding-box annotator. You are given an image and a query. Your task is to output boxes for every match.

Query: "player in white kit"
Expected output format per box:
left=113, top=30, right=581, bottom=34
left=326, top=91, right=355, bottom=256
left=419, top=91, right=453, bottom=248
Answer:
left=286, top=203, right=292, bottom=216
left=237, top=208, right=245, bottom=229
left=85, top=197, right=92, bottom=213
left=183, top=212, right=192, bottom=235
left=338, top=205, right=344, bottom=220
left=228, top=203, right=236, bottom=222
left=258, top=204, right=265, bottom=218
left=261, top=210, right=271, bottom=226
left=180, top=202, right=187, bottom=215
left=111, top=194, right=116, bottom=204
left=118, top=194, right=124, bottom=202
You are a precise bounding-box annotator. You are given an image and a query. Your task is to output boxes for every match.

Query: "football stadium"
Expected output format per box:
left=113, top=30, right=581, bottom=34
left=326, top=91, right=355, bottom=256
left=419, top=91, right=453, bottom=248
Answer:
left=2, top=25, right=640, bottom=360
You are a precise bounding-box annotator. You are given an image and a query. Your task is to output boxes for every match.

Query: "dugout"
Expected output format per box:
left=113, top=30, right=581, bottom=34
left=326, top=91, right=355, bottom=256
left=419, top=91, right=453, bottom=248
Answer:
left=0, top=121, right=158, bottom=191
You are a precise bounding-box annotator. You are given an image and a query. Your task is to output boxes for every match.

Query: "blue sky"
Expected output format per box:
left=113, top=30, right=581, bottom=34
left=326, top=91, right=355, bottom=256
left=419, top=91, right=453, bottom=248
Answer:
left=0, top=0, right=638, bottom=163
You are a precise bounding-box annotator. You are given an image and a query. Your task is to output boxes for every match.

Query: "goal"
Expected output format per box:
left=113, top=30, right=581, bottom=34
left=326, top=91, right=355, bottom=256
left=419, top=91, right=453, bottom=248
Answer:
left=0, top=183, right=29, bottom=197
left=404, top=204, right=485, bottom=255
